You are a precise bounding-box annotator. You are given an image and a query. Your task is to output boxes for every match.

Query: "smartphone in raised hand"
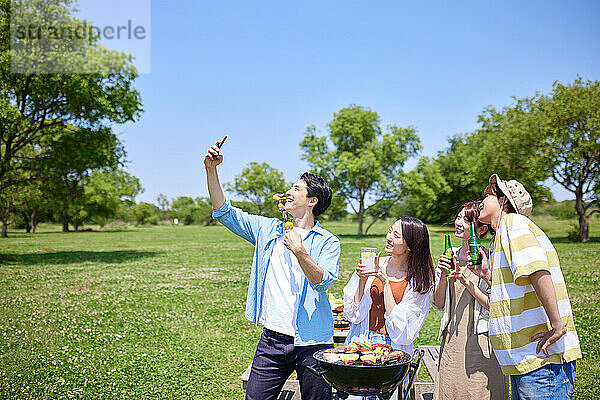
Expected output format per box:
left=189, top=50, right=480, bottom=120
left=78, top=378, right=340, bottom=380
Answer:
left=212, top=135, right=227, bottom=159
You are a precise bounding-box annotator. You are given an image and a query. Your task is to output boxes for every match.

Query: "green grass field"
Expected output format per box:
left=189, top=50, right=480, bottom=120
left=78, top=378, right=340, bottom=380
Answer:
left=1, top=217, right=598, bottom=399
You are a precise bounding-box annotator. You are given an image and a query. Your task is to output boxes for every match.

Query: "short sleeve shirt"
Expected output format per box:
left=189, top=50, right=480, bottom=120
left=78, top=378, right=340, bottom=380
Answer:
left=488, top=214, right=582, bottom=375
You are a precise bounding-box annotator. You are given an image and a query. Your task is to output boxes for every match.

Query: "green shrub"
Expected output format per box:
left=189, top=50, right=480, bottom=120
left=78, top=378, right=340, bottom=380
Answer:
left=567, top=224, right=580, bottom=242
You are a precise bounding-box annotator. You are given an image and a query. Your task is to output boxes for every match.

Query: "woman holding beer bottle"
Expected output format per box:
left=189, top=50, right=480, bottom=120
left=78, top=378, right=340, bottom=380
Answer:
left=432, top=201, right=508, bottom=400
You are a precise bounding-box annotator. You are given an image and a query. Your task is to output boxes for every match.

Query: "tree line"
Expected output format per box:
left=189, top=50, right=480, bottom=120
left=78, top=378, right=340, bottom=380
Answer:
left=3, top=76, right=598, bottom=241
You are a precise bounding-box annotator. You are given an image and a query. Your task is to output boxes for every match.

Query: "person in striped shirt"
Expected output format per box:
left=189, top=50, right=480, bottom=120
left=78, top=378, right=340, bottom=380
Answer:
left=474, top=174, right=581, bottom=400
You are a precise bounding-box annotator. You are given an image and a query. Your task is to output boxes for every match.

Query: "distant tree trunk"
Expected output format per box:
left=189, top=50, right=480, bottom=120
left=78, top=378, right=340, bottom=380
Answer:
left=74, top=217, right=81, bottom=231
left=62, top=208, right=70, bottom=232
left=357, top=193, right=365, bottom=237
left=21, top=212, right=31, bottom=233
left=1, top=199, right=10, bottom=238
left=575, top=190, right=589, bottom=242
left=364, top=209, right=389, bottom=235
left=30, top=210, right=37, bottom=233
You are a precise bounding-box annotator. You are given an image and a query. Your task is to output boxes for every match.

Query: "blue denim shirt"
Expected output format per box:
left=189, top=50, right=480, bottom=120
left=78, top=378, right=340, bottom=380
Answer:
left=213, top=201, right=340, bottom=345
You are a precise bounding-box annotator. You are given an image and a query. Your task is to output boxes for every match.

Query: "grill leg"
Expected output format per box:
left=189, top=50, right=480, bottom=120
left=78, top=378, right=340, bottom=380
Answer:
left=408, top=385, right=415, bottom=400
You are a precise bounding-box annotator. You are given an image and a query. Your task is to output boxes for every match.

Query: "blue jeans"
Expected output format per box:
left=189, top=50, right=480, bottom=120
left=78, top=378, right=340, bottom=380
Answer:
left=245, top=328, right=333, bottom=400
left=511, top=361, right=576, bottom=400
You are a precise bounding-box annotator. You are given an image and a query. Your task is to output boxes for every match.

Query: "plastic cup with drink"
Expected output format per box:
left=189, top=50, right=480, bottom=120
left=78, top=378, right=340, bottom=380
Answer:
left=360, top=247, right=377, bottom=272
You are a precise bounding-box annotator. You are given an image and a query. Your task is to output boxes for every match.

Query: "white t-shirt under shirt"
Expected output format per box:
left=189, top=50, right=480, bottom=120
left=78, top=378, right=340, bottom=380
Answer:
left=259, top=227, right=310, bottom=336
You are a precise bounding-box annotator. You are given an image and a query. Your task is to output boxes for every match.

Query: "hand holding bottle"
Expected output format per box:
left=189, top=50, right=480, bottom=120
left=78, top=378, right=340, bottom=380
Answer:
left=204, top=139, right=225, bottom=169
left=437, top=255, right=454, bottom=276
left=441, top=234, right=455, bottom=277
left=466, top=246, right=491, bottom=286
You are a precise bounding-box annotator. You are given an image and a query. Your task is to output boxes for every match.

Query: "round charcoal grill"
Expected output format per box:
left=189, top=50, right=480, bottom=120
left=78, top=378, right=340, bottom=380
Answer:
left=307, top=348, right=424, bottom=400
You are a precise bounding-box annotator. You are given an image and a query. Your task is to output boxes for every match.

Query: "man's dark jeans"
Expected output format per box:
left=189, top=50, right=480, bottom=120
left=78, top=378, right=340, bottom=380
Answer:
left=244, top=328, right=333, bottom=400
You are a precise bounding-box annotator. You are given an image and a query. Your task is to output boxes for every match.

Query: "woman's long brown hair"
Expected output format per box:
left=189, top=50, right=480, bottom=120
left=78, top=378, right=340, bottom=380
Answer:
left=399, top=216, right=434, bottom=294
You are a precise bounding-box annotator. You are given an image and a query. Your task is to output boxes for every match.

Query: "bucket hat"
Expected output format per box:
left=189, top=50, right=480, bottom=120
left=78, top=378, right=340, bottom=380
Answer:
left=489, top=174, right=533, bottom=216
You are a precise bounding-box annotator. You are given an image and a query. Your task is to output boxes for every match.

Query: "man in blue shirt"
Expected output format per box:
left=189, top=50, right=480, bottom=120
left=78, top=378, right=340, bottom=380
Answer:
left=204, top=140, right=340, bottom=400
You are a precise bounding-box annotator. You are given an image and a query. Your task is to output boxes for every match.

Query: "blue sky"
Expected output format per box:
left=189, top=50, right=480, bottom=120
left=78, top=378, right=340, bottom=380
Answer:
left=85, top=0, right=599, bottom=204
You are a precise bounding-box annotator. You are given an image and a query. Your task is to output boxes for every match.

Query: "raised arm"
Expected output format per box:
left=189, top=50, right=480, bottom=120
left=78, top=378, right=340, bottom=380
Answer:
left=205, top=140, right=266, bottom=246
left=204, top=140, right=226, bottom=210
left=343, top=271, right=373, bottom=325
left=353, top=258, right=371, bottom=304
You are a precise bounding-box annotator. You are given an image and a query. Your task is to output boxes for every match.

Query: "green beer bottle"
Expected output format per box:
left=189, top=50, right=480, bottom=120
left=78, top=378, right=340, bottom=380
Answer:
left=469, top=221, right=482, bottom=268
left=442, top=234, right=455, bottom=277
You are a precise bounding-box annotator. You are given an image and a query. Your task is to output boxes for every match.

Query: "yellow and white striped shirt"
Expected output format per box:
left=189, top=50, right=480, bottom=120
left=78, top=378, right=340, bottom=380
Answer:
left=488, top=214, right=581, bottom=375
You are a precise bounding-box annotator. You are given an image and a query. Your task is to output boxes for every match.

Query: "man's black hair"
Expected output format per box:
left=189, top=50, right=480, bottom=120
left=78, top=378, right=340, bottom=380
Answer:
left=301, top=172, right=332, bottom=217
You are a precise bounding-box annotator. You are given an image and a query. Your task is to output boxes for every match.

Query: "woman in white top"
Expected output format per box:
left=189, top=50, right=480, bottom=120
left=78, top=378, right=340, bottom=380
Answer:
left=432, top=201, right=508, bottom=400
left=343, top=216, right=433, bottom=378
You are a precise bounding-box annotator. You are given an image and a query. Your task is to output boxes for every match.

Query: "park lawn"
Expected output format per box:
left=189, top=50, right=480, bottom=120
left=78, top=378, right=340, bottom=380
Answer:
left=0, top=217, right=598, bottom=399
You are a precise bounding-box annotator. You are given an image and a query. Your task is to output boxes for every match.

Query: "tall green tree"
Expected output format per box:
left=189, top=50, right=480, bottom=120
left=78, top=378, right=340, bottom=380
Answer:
left=78, top=169, right=142, bottom=228
left=10, top=178, right=50, bottom=233
left=301, top=105, right=420, bottom=236
left=39, top=125, right=126, bottom=232
left=399, top=156, right=452, bottom=223
left=225, top=162, right=288, bottom=216
left=156, top=193, right=171, bottom=222
left=0, top=0, right=142, bottom=199
left=0, top=180, right=18, bottom=237
left=537, top=77, right=600, bottom=242
left=196, top=197, right=217, bottom=226
left=130, top=202, right=161, bottom=225
left=171, top=196, right=198, bottom=225
left=322, top=192, right=349, bottom=221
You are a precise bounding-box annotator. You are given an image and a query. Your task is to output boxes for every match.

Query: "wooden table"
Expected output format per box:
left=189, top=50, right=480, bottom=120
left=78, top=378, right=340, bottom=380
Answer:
left=414, top=345, right=439, bottom=400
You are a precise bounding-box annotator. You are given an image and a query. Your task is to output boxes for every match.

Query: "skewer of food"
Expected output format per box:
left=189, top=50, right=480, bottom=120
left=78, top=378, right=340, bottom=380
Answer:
left=273, top=194, right=294, bottom=230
